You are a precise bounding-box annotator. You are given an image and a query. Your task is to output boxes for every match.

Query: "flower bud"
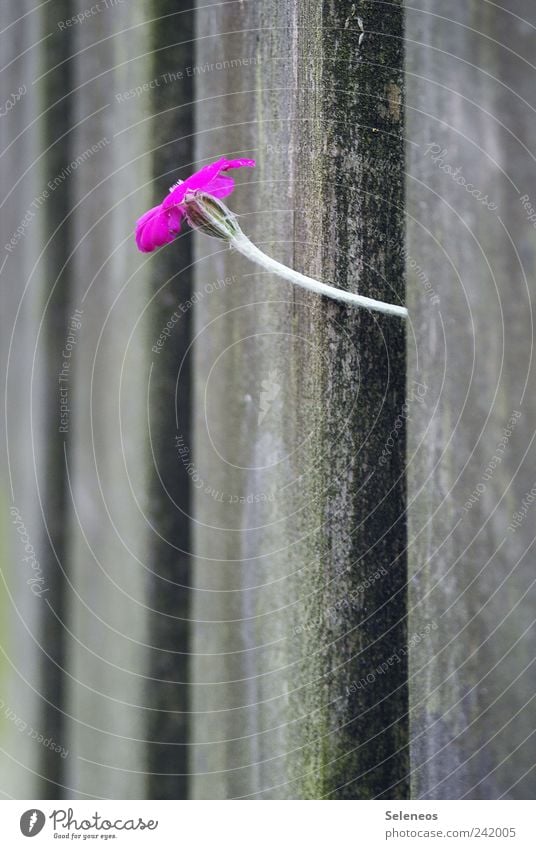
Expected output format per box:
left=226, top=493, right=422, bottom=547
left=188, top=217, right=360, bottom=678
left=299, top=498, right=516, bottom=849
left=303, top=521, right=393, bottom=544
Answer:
left=184, top=192, right=242, bottom=240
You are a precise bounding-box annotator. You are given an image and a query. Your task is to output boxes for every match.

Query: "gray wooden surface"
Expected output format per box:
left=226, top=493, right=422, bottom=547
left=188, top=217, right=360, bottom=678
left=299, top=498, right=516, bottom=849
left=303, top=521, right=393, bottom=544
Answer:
left=407, top=0, right=536, bottom=799
left=190, top=0, right=407, bottom=799
left=1, top=0, right=535, bottom=802
left=62, top=0, right=152, bottom=799
left=0, top=0, right=47, bottom=801
left=0, top=0, right=194, bottom=800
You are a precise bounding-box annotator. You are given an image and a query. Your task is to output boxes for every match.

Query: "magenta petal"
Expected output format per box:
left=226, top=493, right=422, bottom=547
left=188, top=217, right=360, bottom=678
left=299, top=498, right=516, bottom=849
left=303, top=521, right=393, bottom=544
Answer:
left=166, top=205, right=184, bottom=234
left=163, top=182, right=188, bottom=209
left=166, top=157, right=255, bottom=204
left=135, top=205, right=163, bottom=252
left=183, top=159, right=227, bottom=193
left=204, top=175, right=235, bottom=199
left=203, top=159, right=255, bottom=198
left=219, top=158, right=256, bottom=171
left=163, top=162, right=224, bottom=208
left=136, top=204, right=184, bottom=252
left=135, top=158, right=255, bottom=252
left=136, top=203, right=161, bottom=230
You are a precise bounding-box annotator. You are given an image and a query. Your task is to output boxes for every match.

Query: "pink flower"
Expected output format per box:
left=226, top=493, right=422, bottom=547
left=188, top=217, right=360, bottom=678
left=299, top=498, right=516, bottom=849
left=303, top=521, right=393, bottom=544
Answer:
left=135, top=157, right=255, bottom=252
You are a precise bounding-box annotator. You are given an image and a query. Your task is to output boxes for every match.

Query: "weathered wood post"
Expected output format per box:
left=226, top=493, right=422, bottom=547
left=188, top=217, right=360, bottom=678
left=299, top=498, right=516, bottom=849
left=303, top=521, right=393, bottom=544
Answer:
left=0, top=0, right=49, bottom=801
left=8, top=0, right=533, bottom=804
left=142, top=1, right=194, bottom=801
left=62, top=0, right=153, bottom=799
left=62, top=0, right=196, bottom=800
left=190, top=0, right=408, bottom=798
left=407, top=0, right=536, bottom=798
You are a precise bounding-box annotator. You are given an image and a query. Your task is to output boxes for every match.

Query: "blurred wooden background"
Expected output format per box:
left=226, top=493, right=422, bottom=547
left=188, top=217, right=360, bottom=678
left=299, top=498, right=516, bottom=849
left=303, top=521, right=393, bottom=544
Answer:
left=0, top=0, right=534, bottom=800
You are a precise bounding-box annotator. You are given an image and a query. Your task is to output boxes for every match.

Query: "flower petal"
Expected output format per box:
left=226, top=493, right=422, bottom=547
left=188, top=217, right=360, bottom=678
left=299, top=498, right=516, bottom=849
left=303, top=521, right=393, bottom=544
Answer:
left=202, top=159, right=256, bottom=198
left=135, top=158, right=255, bottom=252
left=204, top=174, right=236, bottom=199
left=135, top=204, right=184, bottom=252
left=219, top=158, right=256, bottom=171
left=164, top=158, right=256, bottom=207
left=165, top=159, right=225, bottom=207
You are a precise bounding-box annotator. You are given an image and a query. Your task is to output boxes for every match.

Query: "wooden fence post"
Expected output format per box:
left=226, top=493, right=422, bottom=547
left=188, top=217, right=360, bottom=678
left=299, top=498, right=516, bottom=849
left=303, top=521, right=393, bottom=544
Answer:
left=61, top=0, right=154, bottom=799
left=8, top=0, right=533, bottom=804
left=0, top=0, right=49, bottom=801
left=58, top=0, right=198, bottom=800
left=0, top=0, right=196, bottom=802
left=190, top=0, right=408, bottom=799
left=407, top=0, right=536, bottom=798
left=142, top=1, right=194, bottom=801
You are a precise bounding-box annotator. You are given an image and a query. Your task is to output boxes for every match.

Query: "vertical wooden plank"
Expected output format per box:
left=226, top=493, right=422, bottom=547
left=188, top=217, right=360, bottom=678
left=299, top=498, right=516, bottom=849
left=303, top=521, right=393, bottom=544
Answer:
left=63, top=0, right=153, bottom=799
left=37, top=0, right=75, bottom=798
left=191, top=0, right=407, bottom=798
left=190, top=0, right=297, bottom=799
left=293, top=0, right=407, bottom=801
left=1, top=1, right=197, bottom=800
left=144, top=1, right=194, bottom=801
left=407, top=0, right=536, bottom=798
left=0, top=0, right=50, bottom=799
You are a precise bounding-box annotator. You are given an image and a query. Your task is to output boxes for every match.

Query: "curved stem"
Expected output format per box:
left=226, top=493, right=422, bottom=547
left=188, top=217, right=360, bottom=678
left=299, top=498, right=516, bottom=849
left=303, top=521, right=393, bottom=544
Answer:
left=231, top=233, right=408, bottom=319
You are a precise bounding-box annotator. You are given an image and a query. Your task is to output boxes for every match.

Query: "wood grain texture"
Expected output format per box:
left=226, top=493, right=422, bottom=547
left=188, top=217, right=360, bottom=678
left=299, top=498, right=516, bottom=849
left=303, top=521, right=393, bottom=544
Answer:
left=407, top=0, right=536, bottom=799
left=0, top=0, right=48, bottom=801
left=190, top=0, right=408, bottom=799
left=63, top=0, right=153, bottom=799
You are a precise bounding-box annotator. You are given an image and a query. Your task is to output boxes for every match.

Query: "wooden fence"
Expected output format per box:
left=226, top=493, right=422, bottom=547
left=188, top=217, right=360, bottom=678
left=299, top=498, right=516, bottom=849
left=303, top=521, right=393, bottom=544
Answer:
left=0, top=0, right=534, bottom=800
